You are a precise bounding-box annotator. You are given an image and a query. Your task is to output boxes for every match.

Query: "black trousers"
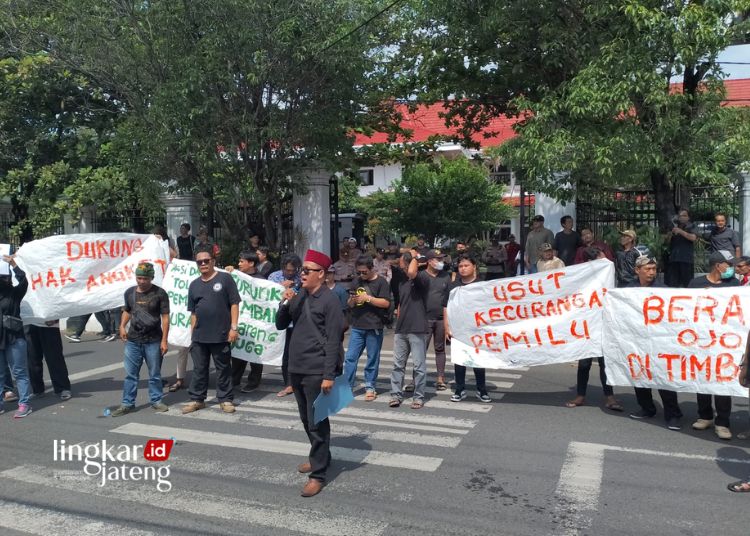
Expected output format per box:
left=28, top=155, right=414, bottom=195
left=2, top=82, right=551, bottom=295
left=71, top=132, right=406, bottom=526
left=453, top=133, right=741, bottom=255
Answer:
left=25, top=325, right=71, bottom=394
left=231, top=358, right=263, bottom=387
left=290, top=373, right=331, bottom=482
left=188, top=342, right=233, bottom=402
left=72, top=310, right=118, bottom=337
left=635, top=387, right=682, bottom=420
left=576, top=357, right=613, bottom=397
left=454, top=364, right=486, bottom=393
left=697, top=394, right=732, bottom=427
left=666, top=262, right=694, bottom=288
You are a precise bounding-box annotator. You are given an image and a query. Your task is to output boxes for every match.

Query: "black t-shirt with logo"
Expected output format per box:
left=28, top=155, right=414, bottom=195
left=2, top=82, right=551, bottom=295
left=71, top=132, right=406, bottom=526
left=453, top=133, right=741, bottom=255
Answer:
left=187, top=271, right=241, bottom=344
left=349, top=275, right=392, bottom=330
left=123, top=285, right=170, bottom=343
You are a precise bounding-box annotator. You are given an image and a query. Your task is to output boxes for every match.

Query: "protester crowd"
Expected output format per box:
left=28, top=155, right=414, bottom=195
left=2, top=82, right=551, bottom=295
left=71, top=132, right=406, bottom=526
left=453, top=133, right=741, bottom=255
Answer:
left=1, top=210, right=749, bottom=494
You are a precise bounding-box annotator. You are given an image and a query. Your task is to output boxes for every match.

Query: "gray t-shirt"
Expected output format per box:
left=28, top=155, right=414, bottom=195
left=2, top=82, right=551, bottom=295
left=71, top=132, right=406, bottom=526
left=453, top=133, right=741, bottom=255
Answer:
left=525, top=228, right=555, bottom=265
left=708, top=227, right=740, bottom=255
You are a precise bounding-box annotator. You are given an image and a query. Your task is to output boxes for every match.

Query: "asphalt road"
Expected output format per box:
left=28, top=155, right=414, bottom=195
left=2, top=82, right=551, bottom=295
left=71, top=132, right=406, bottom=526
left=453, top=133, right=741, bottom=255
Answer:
left=1, top=331, right=749, bottom=536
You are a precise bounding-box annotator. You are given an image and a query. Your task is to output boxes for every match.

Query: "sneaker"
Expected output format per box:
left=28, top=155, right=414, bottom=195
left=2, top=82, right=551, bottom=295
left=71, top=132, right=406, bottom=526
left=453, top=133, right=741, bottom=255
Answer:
left=3, top=391, right=18, bottom=403
left=151, top=401, right=169, bottom=412
left=59, top=390, right=72, bottom=401
left=666, top=417, right=681, bottom=431
left=64, top=334, right=81, bottom=343
left=692, top=418, right=713, bottom=430
left=102, top=333, right=117, bottom=342
left=182, top=400, right=205, bottom=414
left=0, top=406, right=4, bottom=415
left=29, top=392, right=46, bottom=399
left=629, top=409, right=656, bottom=420
left=14, top=404, right=32, bottom=418
left=110, top=405, right=134, bottom=417
left=451, top=390, right=468, bottom=402
left=715, top=425, right=732, bottom=440
left=220, top=401, right=236, bottom=414
left=476, top=391, right=492, bottom=403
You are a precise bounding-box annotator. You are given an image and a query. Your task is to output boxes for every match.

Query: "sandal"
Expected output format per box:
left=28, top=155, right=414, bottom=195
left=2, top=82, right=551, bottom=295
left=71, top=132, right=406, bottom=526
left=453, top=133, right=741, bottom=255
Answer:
left=364, top=390, right=377, bottom=401
left=410, top=400, right=424, bottom=410
left=565, top=399, right=584, bottom=408
left=277, top=386, right=294, bottom=397
left=605, top=402, right=624, bottom=412
left=728, top=480, right=750, bottom=492
left=389, top=398, right=401, bottom=408
left=168, top=379, right=184, bottom=392
left=435, top=380, right=448, bottom=391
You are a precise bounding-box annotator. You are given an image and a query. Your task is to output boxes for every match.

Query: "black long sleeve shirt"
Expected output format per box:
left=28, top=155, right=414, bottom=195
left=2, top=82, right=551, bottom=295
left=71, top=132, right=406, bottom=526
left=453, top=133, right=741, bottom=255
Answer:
left=275, top=286, right=344, bottom=380
left=0, top=266, right=28, bottom=349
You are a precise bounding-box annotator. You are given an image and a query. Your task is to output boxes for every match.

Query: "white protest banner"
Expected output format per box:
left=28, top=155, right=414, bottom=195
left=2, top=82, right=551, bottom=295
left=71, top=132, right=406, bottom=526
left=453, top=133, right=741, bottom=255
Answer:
left=0, top=244, right=10, bottom=275
left=603, top=287, right=748, bottom=396
left=447, top=258, right=615, bottom=369
left=163, top=259, right=285, bottom=365
left=15, top=233, right=169, bottom=323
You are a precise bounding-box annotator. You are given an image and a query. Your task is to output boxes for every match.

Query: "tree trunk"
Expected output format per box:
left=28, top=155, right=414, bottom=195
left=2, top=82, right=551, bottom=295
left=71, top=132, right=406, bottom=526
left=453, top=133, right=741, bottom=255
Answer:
left=650, top=169, right=676, bottom=233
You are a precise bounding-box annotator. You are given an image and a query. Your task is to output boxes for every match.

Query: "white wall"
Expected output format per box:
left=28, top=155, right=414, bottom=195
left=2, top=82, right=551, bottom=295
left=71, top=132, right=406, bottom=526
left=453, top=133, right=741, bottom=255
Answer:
left=359, top=163, right=402, bottom=195
left=534, top=193, right=577, bottom=234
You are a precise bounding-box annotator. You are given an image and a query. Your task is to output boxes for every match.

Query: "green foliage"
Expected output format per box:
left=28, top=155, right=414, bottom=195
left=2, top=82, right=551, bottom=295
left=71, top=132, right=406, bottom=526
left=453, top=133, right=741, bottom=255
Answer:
left=364, top=157, right=514, bottom=243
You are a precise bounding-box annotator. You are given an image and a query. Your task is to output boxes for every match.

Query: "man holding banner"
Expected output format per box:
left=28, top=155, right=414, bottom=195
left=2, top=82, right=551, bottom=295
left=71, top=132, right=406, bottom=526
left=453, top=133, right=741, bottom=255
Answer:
left=626, top=256, right=683, bottom=430
left=687, top=250, right=740, bottom=440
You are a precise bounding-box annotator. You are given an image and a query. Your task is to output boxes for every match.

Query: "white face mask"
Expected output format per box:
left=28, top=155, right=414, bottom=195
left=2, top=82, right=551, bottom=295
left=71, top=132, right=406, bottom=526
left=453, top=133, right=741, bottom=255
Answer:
left=433, top=261, right=445, bottom=271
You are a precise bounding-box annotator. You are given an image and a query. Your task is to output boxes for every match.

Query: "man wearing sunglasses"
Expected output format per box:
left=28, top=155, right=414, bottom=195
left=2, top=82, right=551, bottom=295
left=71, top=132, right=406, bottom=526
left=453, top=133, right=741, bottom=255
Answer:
left=276, top=249, right=345, bottom=497
left=342, top=255, right=392, bottom=401
left=182, top=247, right=241, bottom=415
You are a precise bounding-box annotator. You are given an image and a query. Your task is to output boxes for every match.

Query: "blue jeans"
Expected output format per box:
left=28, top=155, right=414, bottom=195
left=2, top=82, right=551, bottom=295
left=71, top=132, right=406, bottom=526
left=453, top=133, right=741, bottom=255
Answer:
left=0, top=338, right=31, bottom=406
left=122, top=341, right=163, bottom=407
left=344, top=328, right=384, bottom=390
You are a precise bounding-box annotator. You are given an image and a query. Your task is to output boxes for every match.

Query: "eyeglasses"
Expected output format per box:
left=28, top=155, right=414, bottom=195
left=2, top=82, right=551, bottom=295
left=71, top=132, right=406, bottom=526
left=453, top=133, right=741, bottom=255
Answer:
left=356, top=270, right=369, bottom=275
left=301, top=267, right=324, bottom=275
left=196, top=259, right=212, bottom=265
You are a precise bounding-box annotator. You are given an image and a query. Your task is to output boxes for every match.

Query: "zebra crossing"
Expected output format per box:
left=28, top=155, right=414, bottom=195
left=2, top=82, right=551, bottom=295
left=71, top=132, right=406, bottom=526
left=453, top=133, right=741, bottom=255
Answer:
left=2, top=342, right=528, bottom=535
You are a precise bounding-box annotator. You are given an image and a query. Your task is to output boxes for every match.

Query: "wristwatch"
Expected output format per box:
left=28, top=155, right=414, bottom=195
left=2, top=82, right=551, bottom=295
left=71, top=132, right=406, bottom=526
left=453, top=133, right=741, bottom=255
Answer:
left=230, top=325, right=238, bottom=331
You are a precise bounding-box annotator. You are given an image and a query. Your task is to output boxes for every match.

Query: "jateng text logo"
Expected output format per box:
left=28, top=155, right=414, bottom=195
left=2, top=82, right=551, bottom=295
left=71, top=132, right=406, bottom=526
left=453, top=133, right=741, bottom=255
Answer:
left=53, top=439, right=174, bottom=492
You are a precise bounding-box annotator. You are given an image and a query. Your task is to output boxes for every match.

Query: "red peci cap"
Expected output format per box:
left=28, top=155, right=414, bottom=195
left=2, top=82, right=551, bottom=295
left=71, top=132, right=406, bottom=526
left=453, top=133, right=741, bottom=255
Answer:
left=303, top=249, right=332, bottom=270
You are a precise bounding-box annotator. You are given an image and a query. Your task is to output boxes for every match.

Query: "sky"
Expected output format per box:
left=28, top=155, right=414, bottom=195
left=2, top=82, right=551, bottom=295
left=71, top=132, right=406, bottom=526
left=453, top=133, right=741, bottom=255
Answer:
left=718, top=44, right=750, bottom=79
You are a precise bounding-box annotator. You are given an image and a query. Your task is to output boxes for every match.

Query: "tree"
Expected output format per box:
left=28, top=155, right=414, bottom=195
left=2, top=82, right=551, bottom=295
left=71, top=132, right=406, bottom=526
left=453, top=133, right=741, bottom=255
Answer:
left=7, top=0, right=397, bottom=249
left=364, top=157, right=514, bottom=244
left=385, top=0, right=750, bottom=231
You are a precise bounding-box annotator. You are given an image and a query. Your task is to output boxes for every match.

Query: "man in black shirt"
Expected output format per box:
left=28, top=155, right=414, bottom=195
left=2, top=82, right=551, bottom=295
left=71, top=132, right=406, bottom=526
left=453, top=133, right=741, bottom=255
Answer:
left=423, top=250, right=451, bottom=390
left=182, top=247, right=241, bottom=415
left=666, top=209, right=697, bottom=288
left=553, top=215, right=582, bottom=266
left=342, top=255, right=391, bottom=400
left=176, top=223, right=196, bottom=261
left=227, top=251, right=266, bottom=393
left=688, top=250, right=740, bottom=440
left=389, top=251, right=429, bottom=409
left=111, top=262, right=171, bottom=417
left=626, top=256, right=683, bottom=430
left=276, top=249, right=344, bottom=497
left=445, top=254, right=491, bottom=403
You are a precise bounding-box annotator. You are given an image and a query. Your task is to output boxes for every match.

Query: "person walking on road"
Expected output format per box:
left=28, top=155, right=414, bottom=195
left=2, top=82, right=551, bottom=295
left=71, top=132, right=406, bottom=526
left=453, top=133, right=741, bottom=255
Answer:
left=25, top=320, right=72, bottom=401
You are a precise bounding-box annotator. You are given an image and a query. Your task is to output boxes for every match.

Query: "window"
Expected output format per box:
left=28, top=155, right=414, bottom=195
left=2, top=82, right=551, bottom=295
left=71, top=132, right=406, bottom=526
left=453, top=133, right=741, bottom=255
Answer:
left=358, top=168, right=374, bottom=186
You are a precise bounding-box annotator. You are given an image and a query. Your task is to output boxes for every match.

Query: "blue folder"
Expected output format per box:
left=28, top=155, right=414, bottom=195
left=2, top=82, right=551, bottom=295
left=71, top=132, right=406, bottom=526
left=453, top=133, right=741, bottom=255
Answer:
left=313, top=375, right=354, bottom=424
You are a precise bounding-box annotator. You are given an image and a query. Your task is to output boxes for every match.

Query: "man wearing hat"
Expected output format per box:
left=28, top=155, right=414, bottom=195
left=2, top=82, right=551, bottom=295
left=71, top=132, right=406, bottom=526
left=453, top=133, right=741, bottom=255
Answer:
left=626, top=256, right=683, bottom=430
left=276, top=249, right=345, bottom=497
left=423, top=249, right=452, bottom=391
left=688, top=250, right=740, bottom=440
left=524, top=215, right=554, bottom=274
left=111, top=262, right=171, bottom=417
left=615, top=229, right=639, bottom=287
left=536, top=243, right=565, bottom=272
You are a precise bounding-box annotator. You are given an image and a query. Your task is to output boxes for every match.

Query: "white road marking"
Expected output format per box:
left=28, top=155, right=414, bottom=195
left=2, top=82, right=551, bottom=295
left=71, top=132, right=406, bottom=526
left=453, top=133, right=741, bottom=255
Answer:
left=0, top=498, right=158, bottom=535
left=2, top=464, right=388, bottom=536
left=161, top=409, right=462, bottom=448
left=111, top=423, right=444, bottom=472
left=554, top=441, right=750, bottom=536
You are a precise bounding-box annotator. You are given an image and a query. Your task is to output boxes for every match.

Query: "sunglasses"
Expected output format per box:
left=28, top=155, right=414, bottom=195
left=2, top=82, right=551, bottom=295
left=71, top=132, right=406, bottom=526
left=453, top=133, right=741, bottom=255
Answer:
left=196, top=258, right=212, bottom=265
left=356, top=270, right=369, bottom=275
left=301, top=267, right=324, bottom=275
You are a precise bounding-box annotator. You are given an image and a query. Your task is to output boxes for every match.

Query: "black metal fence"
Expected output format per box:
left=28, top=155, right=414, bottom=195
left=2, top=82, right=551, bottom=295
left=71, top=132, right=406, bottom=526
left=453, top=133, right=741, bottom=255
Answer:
left=0, top=214, right=64, bottom=249
left=91, top=210, right=166, bottom=234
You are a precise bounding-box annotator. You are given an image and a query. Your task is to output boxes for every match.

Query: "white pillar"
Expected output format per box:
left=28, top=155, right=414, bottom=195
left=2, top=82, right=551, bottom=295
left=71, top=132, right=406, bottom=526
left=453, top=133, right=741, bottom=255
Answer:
left=63, top=205, right=95, bottom=234
left=740, top=171, right=750, bottom=256
left=160, top=193, right=202, bottom=244
left=293, top=170, right=331, bottom=257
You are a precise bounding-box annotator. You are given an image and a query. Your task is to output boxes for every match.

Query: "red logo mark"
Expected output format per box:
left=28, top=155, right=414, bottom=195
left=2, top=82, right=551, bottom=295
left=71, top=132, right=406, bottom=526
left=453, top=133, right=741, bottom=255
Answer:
left=143, top=439, right=174, bottom=462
